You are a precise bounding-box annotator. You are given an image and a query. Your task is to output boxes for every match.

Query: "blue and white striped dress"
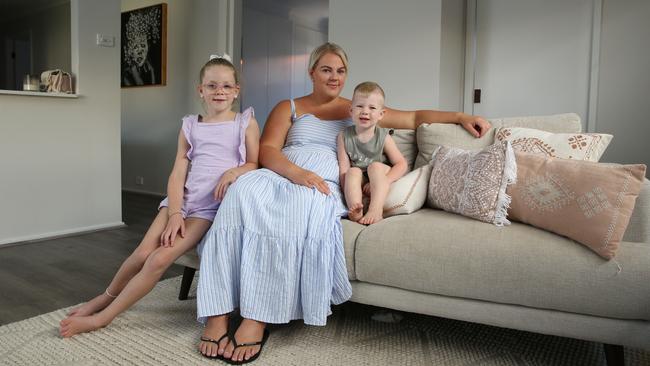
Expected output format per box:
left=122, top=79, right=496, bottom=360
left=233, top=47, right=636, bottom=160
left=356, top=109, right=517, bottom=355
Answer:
left=196, top=100, right=353, bottom=326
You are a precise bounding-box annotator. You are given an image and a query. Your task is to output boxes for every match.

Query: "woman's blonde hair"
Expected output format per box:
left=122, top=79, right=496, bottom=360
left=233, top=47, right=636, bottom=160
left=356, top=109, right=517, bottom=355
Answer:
left=308, top=42, right=349, bottom=72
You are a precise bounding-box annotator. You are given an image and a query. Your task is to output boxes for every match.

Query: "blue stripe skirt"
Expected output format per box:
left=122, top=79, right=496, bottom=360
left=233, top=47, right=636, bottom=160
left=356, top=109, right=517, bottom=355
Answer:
left=196, top=145, right=352, bottom=326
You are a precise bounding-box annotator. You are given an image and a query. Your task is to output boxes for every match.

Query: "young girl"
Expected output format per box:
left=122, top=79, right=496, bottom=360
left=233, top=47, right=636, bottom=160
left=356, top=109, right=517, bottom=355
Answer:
left=59, top=55, right=260, bottom=338
left=337, top=81, right=407, bottom=225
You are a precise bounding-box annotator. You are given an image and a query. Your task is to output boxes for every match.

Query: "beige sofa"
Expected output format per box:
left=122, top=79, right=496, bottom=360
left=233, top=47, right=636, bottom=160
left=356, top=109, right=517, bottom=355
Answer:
left=175, top=113, right=650, bottom=364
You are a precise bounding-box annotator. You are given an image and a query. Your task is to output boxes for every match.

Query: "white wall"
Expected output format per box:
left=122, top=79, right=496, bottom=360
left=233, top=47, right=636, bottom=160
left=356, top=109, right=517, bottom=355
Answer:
left=329, top=0, right=444, bottom=109
left=439, top=0, right=466, bottom=112
left=0, top=0, right=122, bottom=245
left=596, top=0, right=650, bottom=170
left=121, top=0, right=233, bottom=195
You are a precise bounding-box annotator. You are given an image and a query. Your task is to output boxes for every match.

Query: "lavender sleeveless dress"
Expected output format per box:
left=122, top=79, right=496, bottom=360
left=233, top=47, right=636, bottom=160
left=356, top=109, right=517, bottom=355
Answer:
left=158, top=108, right=252, bottom=221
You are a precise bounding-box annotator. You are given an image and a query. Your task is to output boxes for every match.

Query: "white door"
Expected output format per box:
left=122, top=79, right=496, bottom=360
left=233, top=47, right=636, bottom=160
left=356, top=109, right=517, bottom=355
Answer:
left=465, top=0, right=596, bottom=128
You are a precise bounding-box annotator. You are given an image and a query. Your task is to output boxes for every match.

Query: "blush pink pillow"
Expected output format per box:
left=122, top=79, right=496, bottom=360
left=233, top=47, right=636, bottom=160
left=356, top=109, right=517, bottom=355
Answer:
left=507, top=152, right=646, bottom=259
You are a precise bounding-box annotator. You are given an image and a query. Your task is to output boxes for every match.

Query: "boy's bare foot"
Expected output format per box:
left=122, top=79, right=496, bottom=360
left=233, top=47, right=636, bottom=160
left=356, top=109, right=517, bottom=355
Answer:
left=198, top=314, right=230, bottom=358
left=67, top=292, right=115, bottom=317
left=59, top=314, right=108, bottom=338
left=348, top=202, right=363, bottom=222
left=359, top=208, right=383, bottom=225
left=224, top=319, right=266, bottom=362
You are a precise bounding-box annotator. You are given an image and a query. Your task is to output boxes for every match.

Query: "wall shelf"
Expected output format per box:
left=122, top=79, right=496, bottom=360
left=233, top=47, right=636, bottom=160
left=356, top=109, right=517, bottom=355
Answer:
left=0, top=90, right=79, bottom=98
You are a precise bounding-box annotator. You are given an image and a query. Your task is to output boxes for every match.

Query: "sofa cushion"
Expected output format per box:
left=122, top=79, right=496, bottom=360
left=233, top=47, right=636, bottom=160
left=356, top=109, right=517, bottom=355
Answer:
left=414, top=113, right=582, bottom=169
left=389, top=128, right=417, bottom=171
left=427, top=142, right=516, bottom=225
left=624, top=178, right=650, bottom=243
left=507, top=152, right=646, bottom=259
left=342, top=219, right=365, bottom=280
left=495, top=127, right=612, bottom=161
left=352, top=209, right=650, bottom=321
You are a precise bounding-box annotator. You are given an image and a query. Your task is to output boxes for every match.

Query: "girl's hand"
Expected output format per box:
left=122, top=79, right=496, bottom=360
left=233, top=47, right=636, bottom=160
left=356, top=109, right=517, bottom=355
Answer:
left=160, top=214, right=185, bottom=247
left=214, top=169, right=238, bottom=201
left=459, top=114, right=491, bottom=138
left=290, top=169, right=331, bottom=195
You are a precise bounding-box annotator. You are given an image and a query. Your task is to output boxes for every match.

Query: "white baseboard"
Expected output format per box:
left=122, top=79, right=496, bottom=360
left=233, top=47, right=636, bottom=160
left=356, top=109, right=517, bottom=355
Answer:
left=0, top=221, right=126, bottom=247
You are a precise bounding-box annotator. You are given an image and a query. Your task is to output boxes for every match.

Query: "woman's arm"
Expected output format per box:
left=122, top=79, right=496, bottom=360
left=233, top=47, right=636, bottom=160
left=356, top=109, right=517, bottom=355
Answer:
left=382, top=135, right=407, bottom=183
left=380, top=108, right=491, bottom=137
left=260, top=100, right=330, bottom=195
left=214, top=116, right=261, bottom=200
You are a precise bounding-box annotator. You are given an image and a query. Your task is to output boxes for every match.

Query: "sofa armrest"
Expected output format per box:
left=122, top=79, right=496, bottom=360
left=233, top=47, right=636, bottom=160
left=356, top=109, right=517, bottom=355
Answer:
left=623, top=178, right=650, bottom=243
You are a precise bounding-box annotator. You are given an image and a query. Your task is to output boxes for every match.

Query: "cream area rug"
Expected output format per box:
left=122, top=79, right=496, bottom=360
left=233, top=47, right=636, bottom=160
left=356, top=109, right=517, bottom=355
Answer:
left=1, top=276, right=649, bottom=366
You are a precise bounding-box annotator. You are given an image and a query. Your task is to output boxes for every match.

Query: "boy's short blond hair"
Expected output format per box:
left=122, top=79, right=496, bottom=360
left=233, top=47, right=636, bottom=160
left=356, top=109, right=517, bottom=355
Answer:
left=353, top=81, right=385, bottom=102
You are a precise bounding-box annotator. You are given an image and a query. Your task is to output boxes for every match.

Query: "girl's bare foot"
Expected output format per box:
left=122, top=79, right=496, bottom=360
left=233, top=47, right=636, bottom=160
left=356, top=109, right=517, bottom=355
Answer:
left=224, top=319, right=266, bottom=362
left=359, top=208, right=383, bottom=225
left=67, top=292, right=115, bottom=317
left=59, top=314, right=108, bottom=338
left=198, top=314, right=230, bottom=358
left=348, top=202, right=363, bottom=222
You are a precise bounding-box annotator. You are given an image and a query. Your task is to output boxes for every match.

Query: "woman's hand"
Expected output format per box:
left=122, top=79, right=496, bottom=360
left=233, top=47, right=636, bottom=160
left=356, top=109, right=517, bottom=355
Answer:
left=459, top=114, right=491, bottom=138
left=214, top=169, right=238, bottom=201
left=289, top=169, right=331, bottom=195
left=160, top=214, right=185, bottom=247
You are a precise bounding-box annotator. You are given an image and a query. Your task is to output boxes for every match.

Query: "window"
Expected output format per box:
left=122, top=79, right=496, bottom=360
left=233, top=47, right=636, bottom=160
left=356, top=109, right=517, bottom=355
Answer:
left=0, top=0, right=71, bottom=91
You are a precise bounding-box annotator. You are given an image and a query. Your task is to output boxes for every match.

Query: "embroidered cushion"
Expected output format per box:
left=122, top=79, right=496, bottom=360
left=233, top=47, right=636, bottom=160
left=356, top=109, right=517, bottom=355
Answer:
left=495, top=127, right=612, bottom=161
left=383, top=164, right=432, bottom=217
left=427, top=141, right=516, bottom=226
left=414, top=113, right=582, bottom=169
left=507, top=152, right=646, bottom=259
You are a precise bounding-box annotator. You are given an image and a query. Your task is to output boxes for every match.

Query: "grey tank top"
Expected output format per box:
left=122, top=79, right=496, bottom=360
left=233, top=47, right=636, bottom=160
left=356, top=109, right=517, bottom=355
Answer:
left=342, top=125, right=389, bottom=169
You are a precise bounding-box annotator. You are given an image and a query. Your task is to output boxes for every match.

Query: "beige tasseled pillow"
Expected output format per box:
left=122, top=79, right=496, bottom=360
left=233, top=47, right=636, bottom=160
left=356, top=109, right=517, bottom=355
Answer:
left=427, top=141, right=516, bottom=226
left=507, top=152, right=646, bottom=259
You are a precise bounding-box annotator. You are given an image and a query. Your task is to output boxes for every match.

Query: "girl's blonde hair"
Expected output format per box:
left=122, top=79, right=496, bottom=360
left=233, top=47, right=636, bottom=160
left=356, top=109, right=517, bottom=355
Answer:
left=199, top=57, right=239, bottom=84
left=308, top=42, right=349, bottom=72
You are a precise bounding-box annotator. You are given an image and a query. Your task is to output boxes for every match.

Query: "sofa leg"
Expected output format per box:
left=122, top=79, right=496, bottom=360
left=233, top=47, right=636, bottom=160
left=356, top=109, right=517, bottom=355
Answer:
left=603, top=343, right=624, bottom=366
left=178, top=266, right=196, bottom=300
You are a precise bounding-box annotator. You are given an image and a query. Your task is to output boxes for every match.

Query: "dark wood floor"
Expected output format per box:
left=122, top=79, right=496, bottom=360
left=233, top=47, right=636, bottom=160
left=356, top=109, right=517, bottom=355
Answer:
left=0, top=192, right=184, bottom=325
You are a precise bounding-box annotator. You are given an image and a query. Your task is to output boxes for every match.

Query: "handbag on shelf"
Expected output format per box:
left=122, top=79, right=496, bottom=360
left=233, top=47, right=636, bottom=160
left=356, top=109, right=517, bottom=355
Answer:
left=41, top=69, right=74, bottom=93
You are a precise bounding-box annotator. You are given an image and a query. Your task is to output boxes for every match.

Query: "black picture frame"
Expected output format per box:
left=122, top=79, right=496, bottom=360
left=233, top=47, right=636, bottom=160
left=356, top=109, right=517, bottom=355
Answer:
left=121, top=3, right=167, bottom=87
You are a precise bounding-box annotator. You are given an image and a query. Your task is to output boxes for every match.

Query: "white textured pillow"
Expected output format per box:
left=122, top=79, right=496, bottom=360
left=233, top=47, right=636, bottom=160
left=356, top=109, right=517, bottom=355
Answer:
left=383, top=164, right=432, bottom=217
left=495, top=127, right=612, bottom=162
left=427, top=141, right=516, bottom=226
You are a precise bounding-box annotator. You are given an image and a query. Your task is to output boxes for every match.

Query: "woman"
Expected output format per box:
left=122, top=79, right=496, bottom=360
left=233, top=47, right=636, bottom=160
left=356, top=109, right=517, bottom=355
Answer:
left=197, top=42, right=490, bottom=364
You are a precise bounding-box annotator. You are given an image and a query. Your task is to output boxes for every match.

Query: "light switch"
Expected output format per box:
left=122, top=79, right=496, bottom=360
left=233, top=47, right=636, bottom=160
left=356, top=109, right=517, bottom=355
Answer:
left=96, top=34, right=115, bottom=47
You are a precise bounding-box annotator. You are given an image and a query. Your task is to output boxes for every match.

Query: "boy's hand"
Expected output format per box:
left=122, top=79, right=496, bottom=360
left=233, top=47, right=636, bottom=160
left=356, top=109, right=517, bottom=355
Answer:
left=362, top=182, right=371, bottom=197
left=160, top=214, right=185, bottom=247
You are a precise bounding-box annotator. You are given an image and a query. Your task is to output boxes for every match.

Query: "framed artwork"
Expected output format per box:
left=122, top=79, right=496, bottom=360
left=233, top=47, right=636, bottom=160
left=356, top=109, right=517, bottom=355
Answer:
left=121, top=3, right=167, bottom=87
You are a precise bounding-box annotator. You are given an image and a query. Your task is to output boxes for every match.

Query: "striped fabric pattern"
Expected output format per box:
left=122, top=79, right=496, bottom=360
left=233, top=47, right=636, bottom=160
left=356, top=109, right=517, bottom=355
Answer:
left=196, top=100, right=353, bottom=326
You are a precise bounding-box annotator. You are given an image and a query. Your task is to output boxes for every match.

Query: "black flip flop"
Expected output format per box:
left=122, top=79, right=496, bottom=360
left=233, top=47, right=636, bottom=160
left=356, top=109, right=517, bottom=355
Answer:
left=224, top=329, right=270, bottom=365
left=200, top=333, right=230, bottom=360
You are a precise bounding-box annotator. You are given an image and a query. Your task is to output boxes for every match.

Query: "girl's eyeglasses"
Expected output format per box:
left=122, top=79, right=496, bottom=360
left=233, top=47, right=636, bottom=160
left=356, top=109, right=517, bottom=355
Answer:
left=202, top=82, right=236, bottom=93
